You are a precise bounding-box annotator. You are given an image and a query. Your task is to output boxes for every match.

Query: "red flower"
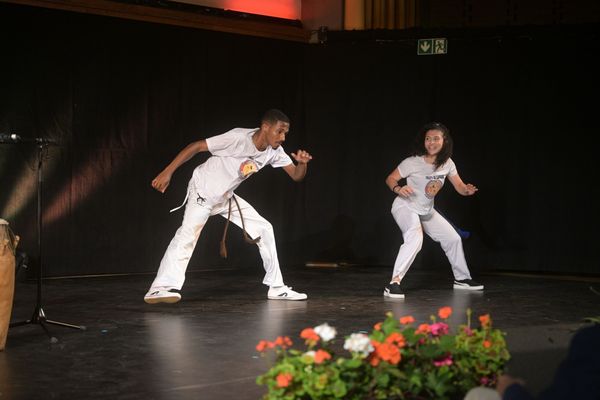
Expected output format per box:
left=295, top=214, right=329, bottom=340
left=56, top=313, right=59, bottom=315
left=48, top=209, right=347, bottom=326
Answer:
left=276, top=372, right=293, bottom=388
left=438, top=306, right=452, bottom=319
left=399, top=315, right=415, bottom=325
left=479, top=314, right=491, bottom=328
left=376, top=342, right=401, bottom=365
left=300, top=328, right=319, bottom=345
left=415, top=324, right=431, bottom=335
left=274, top=336, right=293, bottom=349
left=314, top=349, right=332, bottom=364
left=256, top=340, right=271, bottom=352
left=483, top=340, right=492, bottom=348
left=385, top=332, right=406, bottom=348
left=374, top=322, right=382, bottom=331
left=370, top=340, right=402, bottom=366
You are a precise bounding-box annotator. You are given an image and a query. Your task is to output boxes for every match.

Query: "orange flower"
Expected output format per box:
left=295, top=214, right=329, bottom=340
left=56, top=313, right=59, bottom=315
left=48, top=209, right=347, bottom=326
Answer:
left=376, top=342, right=401, bottom=365
left=369, top=340, right=382, bottom=366
left=369, top=356, right=381, bottom=367
left=415, top=324, right=430, bottom=335
left=300, top=328, right=319, bottom=345
left=483, top=340, right=492, bottom=348
left=313, top=349, right=332, bottom=364
left=438, top=306, right=452, bottom=319
left=256, top=340, right=271, bottom=352
left=400, top=315, right=415, bottom=325
left=274, top=336, right=293, bottom=349
left=374, top=322, right=382, bottom=331
left=385, top=332, right=406, bottom=348
left=276, top=372, right=293, bottom=388
left=479, top=314, right=491, bottom=328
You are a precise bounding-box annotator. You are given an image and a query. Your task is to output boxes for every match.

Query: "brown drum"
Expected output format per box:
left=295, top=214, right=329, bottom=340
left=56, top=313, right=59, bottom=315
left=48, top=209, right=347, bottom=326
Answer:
left=0, top=219, right=19, bottom=351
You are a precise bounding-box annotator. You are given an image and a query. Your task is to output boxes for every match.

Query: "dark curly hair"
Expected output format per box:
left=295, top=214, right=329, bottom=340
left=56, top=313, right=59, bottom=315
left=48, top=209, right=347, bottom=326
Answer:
left=411, top=122, right=453, bottom=170
left=261, top=109, right=290, bottom=125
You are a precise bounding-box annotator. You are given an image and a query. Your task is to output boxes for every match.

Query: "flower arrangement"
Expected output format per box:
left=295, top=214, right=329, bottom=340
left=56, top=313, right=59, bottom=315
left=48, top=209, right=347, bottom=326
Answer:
left=256, top=307, right=510, bottom=400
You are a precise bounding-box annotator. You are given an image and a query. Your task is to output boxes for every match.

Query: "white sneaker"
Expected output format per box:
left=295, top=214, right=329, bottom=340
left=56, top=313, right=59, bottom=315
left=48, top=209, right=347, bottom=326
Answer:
left=144, top=289, right=181, bottom=304
left=267, top=285, right=308, bottom=301
left=453, top=279, right=484, bottom=291
left=383, top=282, right=405, bottom=299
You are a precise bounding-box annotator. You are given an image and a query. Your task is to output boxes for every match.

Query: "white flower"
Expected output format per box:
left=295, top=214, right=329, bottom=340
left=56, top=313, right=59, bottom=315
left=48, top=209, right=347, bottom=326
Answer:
left=314, top=323, right=337, bottom=342
left=304, top=350, right=316, bottom=358
left=343, top=333, right=374, bottom=356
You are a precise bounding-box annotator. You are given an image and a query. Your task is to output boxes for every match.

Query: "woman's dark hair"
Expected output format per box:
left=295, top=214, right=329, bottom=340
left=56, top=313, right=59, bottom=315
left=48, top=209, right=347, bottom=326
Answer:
left=261, top=109, right=290, bottom=125
left=412, top=122, right=453, bottom=170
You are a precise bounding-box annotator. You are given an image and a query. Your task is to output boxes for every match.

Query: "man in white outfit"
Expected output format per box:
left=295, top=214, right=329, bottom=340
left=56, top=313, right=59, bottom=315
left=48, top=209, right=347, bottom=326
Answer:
left=144, top=109, right=312, bottom=304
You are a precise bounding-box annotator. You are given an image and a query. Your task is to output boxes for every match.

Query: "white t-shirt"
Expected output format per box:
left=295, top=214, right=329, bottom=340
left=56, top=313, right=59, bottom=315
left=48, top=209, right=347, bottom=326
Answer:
left=395, top=156, right=458, bottom=215
left=190, top=128, right=292, bottom=205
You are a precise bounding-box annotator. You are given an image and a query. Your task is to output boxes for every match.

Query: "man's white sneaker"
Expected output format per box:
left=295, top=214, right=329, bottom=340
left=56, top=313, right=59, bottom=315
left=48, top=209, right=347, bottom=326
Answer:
left=267, top=285, right=308, bottom=301
left=144, top=289, right=181, bottom=304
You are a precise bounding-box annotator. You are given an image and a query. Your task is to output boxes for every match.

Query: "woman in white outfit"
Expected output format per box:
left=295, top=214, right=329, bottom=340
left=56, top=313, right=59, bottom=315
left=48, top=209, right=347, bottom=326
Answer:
left=384, top=122, right=483, bottom=298
left=144, top=109, right=312, bottom=304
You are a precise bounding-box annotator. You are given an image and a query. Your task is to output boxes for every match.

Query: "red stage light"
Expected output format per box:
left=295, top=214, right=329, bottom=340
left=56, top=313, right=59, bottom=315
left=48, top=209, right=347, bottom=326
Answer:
left=223, top=0, right=300, bottom=20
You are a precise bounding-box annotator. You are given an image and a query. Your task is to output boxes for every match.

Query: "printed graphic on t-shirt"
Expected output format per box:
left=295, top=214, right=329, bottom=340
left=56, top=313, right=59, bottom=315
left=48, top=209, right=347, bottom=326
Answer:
left=239, top=159, right=259, bottom=179
left=425, top=179, right=443, bottom=199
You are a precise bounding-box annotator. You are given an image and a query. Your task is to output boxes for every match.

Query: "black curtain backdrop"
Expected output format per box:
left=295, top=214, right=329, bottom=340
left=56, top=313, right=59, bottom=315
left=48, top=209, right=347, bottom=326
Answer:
left=1, top=3, right=598, bottom=277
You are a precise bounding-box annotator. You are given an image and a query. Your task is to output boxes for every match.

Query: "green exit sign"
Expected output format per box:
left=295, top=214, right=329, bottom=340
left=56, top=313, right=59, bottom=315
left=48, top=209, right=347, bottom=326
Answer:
left=417, top=38, right=448, bottom=55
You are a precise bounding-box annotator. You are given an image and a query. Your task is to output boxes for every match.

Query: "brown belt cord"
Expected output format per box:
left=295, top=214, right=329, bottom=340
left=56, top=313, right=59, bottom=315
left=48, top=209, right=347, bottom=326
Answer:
left=220, top=195, right=261, bottom=258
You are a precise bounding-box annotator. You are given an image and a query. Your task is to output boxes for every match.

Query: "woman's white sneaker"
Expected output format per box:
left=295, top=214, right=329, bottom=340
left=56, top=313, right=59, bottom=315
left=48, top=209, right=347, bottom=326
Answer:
left=453, top=279, right=484, bottom=291
left=267, top=285, right=308, bottom=301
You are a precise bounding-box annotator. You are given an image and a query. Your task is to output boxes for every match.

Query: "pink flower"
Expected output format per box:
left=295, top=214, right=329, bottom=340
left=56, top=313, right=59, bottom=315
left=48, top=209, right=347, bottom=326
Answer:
left=433, top=355, right=453, bottom=367
left=430, top=322, right=449, bottom=336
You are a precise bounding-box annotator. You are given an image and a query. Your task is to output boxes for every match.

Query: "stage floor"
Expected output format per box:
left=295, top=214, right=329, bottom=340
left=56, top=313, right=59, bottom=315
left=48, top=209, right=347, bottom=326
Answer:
left=2, top=265, right=599, bottom=399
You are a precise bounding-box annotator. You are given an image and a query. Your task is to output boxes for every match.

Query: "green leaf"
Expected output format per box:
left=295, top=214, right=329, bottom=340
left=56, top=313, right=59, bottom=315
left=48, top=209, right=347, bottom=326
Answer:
left=376, top=373, right=390, bottom=387
left=332, top=380, right=348, bottom=398
left=344, top=358, right=362, bottom=369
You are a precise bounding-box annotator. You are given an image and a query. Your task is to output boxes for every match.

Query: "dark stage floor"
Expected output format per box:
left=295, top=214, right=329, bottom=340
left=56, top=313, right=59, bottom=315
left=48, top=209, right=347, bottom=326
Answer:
left=1, top=265, right=599, bottom=400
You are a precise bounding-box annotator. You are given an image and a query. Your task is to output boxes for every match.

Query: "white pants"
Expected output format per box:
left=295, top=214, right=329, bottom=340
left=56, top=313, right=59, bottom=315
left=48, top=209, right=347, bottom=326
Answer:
left=149, top=193, right=284, bottom=291
left=390, top=197, right=472, bottom=281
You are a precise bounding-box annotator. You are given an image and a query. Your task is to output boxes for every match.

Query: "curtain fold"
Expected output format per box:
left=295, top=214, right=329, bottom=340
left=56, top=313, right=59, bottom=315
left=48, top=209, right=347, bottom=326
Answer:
left=346, top=0, right=418, bottom=30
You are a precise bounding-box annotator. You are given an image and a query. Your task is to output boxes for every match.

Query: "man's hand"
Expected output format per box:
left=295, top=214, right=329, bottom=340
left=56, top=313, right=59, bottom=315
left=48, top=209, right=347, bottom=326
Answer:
left=291, top=150, right=313, bottom=164
left=151, top=171, right=172, bottom=193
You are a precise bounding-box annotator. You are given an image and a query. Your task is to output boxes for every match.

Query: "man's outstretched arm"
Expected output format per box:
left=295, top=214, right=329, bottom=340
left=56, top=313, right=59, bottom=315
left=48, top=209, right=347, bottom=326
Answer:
left=151, top=140, right=208, bottom=193
left=283, top=149, right=312, bottom=182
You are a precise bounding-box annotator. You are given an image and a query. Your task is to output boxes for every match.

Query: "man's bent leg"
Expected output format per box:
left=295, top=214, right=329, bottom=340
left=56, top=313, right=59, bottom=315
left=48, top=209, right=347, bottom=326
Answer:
left=219, top=195, right=307, bottom=300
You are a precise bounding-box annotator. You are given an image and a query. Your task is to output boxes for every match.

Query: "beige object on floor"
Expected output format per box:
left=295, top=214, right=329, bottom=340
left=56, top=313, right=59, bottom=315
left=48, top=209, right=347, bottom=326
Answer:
left=0, top=218, right=19, bottom=351
left=464, top=386, right=502, bottom=400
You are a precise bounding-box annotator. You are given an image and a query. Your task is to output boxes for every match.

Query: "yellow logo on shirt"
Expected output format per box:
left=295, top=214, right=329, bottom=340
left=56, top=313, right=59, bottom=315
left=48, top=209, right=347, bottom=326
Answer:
left=239, top=159, right=259, bottom=179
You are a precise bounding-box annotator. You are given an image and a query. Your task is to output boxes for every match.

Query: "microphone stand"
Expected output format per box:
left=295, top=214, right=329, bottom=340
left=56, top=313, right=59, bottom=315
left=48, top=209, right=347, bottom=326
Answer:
left=9, top=140, right=86, bottom=342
